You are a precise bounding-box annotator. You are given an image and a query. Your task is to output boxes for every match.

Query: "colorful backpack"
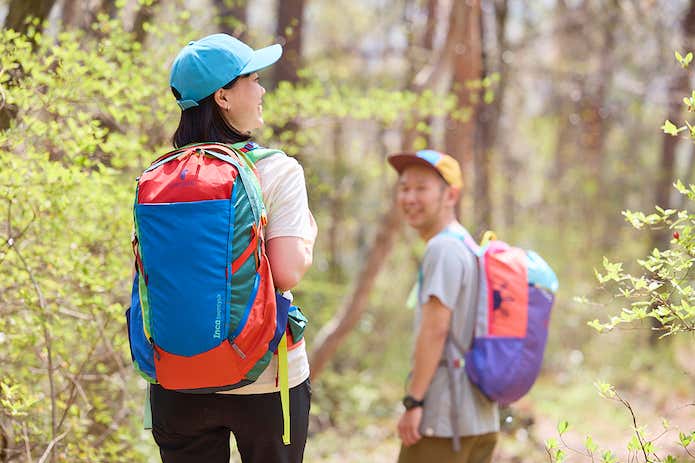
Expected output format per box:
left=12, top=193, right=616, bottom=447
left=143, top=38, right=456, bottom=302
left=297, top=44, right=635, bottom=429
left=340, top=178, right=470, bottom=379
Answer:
left=447, top=230, right=558, bottom=407
left=126, top=142, right=304, bottom=443
left=126, top=142, right=288, bottom=391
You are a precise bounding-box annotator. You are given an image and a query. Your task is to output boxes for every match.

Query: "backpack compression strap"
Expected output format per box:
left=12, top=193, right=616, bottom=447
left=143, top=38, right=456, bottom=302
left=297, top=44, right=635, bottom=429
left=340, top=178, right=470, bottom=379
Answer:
left=233, top=141, right=290, bottom=444
left=278, top=333, right=290, bottom=445
left=435, top=226, right=484, bottom=452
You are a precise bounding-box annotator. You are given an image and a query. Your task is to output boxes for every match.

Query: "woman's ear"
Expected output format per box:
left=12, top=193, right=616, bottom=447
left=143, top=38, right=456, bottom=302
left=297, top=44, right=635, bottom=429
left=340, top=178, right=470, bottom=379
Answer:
left=213, top=88, right=229, bottom=111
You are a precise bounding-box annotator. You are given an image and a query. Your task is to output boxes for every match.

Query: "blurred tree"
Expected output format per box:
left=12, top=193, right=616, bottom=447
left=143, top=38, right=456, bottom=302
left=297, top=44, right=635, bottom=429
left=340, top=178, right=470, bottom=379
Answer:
left=406, top=0, right=440, bottom=145
left=99, top=0, right=119, bottom=19
left=0, top=0, right=58, bottom=131
left=274, top=0, right=305, bottom=87
left=577, top=0, right=618, bottom=248
left=132, top=0, right=161, bottom=44
left=406, top=0, right=439, bottom=148
left=310, top=0, right=461, bottom=379
left=60, top=0, right=118, bottom=34
left=3, top=0, right=57, bottom=34
left=214, top=0, right=247, bottom=40
left=270, top=0, right=304, bottom=146
left=327, top=122, right=346, bottom=281
left=444, top=0, right=484, bottom=229
left=476, top=0, right=508, bottom=233
left=60, top=0, right=81, bottom=28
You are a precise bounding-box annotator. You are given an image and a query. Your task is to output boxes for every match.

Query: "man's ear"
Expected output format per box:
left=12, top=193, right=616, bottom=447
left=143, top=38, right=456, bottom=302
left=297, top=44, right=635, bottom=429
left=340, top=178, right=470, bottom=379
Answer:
left=447, top=186, right=461, bottom=204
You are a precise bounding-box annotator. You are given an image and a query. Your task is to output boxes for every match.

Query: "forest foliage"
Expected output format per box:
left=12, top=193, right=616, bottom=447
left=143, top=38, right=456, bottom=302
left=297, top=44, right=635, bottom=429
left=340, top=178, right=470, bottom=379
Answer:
left=1, top=1, right=694, bottom=462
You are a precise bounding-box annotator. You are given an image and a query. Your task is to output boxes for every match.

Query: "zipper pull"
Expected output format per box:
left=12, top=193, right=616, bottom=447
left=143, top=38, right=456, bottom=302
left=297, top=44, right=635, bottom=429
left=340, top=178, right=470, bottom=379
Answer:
left=231, top=343, right=246, bottom=359
left=151, top=342, right=161, bottom=361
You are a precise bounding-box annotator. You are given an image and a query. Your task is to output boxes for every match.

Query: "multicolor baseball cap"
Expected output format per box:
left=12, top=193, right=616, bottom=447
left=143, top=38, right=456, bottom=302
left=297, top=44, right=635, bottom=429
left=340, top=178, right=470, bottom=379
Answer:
left=170, top=33, right=282, bottom=111
left=388, top=149, right=463, bottom=189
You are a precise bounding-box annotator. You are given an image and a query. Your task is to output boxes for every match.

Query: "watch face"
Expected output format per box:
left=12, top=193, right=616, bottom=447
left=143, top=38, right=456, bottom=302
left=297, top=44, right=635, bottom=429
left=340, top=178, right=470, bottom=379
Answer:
left=403, top=396, right=423, bottom=410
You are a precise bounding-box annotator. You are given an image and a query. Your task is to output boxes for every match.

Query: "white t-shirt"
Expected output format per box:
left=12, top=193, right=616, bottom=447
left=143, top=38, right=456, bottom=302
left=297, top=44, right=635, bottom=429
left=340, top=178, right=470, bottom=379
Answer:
left=222, top=151, right=313, bottom=394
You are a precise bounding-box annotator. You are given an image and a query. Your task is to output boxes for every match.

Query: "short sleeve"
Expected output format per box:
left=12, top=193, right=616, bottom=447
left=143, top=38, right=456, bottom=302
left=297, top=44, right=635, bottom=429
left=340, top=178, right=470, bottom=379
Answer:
left=255, top=154, right=314, bottom=241
left=419, top=237, right=465, bottom=311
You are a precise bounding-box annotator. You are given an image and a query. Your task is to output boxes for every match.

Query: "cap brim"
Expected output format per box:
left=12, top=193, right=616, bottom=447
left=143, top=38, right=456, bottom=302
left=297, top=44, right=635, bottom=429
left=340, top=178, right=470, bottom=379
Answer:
left=387, top=153, right=437, bottom=174
left=240, top=44, right=283, bottom=75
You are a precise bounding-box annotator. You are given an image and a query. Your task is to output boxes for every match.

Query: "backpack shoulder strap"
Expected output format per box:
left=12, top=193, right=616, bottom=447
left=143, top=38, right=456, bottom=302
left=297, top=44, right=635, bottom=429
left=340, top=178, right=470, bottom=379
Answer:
left=433, top=227, right=482, bottom=356
left=231, top=141, right=284, bottom=164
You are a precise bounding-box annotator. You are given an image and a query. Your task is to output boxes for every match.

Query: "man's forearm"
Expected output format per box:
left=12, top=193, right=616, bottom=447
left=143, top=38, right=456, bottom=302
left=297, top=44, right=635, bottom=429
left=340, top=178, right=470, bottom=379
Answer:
left=408, top=321, right=448, bottom=400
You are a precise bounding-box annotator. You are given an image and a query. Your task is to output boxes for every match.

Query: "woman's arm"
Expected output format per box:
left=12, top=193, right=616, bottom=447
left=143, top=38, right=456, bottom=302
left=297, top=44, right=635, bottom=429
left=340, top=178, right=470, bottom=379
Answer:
left=256, top=154, right=317, bottom=290
left=266, top=237, right=312, bottom=291
left=266, top=211, right=317, bottom=291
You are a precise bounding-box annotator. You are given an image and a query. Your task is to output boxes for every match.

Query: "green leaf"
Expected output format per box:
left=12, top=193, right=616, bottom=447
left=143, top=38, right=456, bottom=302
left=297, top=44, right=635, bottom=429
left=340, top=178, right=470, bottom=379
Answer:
left=662, top=120, right=681, bottom=136
left=558, top=420, right=569, bottom=435
left=594, top=381, right=615, bottom=398
left=680, top=431, right=693, bottom=447
left=662, top=418, right=670, bottom=430
left=585, top=435, right=598, bottom=453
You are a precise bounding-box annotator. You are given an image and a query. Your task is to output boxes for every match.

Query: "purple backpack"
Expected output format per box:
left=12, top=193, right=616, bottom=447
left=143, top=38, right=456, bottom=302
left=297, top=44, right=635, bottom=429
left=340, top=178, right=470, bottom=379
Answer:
left=444, top=230, right=558, bottom=449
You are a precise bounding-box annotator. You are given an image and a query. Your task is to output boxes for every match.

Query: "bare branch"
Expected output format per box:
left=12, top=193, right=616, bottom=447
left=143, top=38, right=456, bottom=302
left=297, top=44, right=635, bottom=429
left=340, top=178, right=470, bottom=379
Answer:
left=11, top=245, right=57, bottom=450
left=309, top=202, right=402, bottom=379
left=614, top=391, right=652, bottom=462
left=36, top=432, right=67, bottom=463
left=21, top=422, right=32, bottom=463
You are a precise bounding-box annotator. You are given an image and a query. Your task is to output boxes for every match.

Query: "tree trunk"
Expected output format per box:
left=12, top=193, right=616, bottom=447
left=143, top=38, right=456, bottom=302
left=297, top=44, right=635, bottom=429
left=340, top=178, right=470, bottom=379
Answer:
left=132, top=0, right=160, bottom=44
left=475, top=0, right=509, bottom=233
left=444, top=0, right=483, bottom=226
left=309, top=0, right=464, bottom=380
left=0, top=0, right=58, bottom=131
left=274, top=0, right=304, bottom=87
left=309, top=205, right=402, bottom=379
left=574, top=1, right=618, bottom=248
left=3, top=0, right=57, bottom=34
left=60, top=0, right=80, bottom=29
left=328, top=122, right=345, bottom=282
left=418, top=0, right=439, bottom=147
left=213, top=0, right=248, bottom=40
left=96, top=0, right=119, bottom=21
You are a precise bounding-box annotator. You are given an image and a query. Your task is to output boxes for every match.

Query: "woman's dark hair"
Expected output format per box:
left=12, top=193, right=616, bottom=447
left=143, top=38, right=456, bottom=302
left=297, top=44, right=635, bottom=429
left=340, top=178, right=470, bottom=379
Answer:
left=171, top=76, right=251, bottom=148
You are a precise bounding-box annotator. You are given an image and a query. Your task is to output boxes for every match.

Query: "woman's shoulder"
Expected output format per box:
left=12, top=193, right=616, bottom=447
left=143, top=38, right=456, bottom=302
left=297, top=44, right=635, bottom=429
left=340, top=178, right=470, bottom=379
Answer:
left=254, top=147, right=289, bottom=163
left=254, top=148, right=302, bottom=174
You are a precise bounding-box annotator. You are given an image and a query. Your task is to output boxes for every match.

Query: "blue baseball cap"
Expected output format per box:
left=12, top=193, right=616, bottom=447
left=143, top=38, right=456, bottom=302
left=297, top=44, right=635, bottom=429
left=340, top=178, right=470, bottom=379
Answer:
left=170, top=33, right=282, bottom=110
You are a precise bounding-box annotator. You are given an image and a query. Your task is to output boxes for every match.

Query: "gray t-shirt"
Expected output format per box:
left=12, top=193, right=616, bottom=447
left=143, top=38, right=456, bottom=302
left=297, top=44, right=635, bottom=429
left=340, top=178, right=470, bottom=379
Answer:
left=416, top=222, right=499, bottom=437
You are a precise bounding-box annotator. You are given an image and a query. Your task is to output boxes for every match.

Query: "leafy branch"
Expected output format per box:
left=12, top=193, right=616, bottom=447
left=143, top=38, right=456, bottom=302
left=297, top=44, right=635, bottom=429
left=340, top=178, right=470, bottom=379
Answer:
left=546, top=383, right=693, bottom=463
left=589, top=185, right=695, bottom=336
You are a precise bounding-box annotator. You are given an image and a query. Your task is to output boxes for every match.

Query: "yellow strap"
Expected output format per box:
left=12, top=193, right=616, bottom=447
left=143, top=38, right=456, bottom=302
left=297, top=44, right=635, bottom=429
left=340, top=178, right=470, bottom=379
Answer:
left=279, top=333, right=290, bottom=445
left=143, top=383, right=152, bottom=430
left=480, top=230, right=497, bottom=246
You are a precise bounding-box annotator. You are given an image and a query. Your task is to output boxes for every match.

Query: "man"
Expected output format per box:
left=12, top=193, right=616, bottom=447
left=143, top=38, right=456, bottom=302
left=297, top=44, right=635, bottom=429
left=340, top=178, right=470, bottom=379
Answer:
left=388, top=150, right=499, bottom=463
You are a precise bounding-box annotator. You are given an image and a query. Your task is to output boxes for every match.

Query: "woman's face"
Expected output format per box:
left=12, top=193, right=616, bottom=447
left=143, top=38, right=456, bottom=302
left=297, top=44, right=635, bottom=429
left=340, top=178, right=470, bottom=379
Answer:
left=217, top=72, right=266, bottom=133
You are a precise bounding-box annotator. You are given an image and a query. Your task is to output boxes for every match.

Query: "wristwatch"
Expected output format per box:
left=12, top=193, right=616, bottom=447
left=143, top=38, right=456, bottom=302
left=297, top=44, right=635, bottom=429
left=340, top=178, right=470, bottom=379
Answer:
left=402, top=395, right=425, bottom=410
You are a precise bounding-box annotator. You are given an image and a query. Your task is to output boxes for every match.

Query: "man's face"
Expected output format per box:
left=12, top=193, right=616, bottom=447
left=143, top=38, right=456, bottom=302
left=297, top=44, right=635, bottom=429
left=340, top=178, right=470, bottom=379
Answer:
left=396, top=165, right=454, bottom=232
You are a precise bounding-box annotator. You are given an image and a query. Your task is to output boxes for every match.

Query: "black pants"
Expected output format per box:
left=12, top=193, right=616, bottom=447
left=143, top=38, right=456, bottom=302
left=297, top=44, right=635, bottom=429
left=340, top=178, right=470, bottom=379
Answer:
left=150, top=380, right=311, bottom=463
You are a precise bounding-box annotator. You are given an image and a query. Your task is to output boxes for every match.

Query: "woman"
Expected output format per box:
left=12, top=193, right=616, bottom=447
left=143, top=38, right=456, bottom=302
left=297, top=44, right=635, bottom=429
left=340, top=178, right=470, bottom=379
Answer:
left=150, top=33, right=317, bottom=463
